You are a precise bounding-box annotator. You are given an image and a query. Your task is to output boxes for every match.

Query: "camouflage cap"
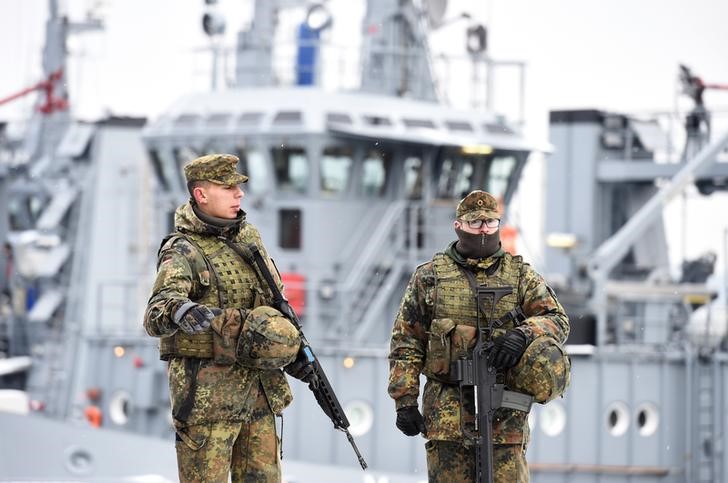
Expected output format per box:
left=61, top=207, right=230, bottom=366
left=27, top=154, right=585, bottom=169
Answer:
left=456, top=190, right=500, bottom=221
left=183, top=153, right=248, bottom=185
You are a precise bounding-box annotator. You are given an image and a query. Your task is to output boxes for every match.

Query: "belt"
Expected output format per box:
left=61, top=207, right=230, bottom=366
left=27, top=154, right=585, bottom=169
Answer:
left=159, top=331, right=213, bottom=360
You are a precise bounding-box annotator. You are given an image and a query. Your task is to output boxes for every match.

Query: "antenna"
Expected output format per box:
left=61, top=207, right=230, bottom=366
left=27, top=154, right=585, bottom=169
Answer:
left=201, top=0, right=226, bottom=90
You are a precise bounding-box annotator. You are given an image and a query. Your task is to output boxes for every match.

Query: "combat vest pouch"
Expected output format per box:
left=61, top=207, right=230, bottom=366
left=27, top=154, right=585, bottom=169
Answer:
left=159, top=332, right=213, bottom=361
left=422, top=318, right=456, bottom=378
left=210, top=308, right=247, bottom=365
left=423, top=308, right=527, bottom=383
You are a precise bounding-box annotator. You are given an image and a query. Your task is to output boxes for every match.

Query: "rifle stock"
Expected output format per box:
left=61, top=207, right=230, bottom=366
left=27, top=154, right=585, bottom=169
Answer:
left=246, top=244, right=368, bottom=470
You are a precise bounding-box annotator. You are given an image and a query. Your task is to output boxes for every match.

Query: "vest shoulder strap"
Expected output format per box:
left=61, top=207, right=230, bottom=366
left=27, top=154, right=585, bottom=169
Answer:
left=158, top=232, right=214, bottom=301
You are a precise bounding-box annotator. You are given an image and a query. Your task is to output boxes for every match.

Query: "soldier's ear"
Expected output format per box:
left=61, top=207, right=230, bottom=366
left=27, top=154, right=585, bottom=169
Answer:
left=453, top=220, right=462, bottom=229
left=192, top=185, right=207, bottom=204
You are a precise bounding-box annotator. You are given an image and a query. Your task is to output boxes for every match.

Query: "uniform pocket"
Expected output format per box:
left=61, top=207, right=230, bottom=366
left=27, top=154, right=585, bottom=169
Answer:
left=210, top=308, right=246, bottom=365
left=423, top=318, right=456, bottom=376
left=450, top=324, right=477, bottom=361
left=174, top=423, right=209, bottom=451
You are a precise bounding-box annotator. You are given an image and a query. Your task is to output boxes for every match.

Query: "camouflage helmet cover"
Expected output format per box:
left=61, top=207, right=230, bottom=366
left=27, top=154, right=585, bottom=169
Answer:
left=183, top=153, right=249, bottom=185
left=456, top=190, right=500, bottom=221
left=505, top=336, right=571, bottom=404
left=237, top=306, right=300, bottom=369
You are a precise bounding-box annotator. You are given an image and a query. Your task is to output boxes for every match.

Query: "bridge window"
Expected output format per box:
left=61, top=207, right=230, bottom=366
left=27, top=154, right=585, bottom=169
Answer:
left=237, top=112, right=263, bottom=127
left=206, top=113, right=231, bottom=127
left=363, top=115, right=392, bottom=126
left=484, top=122, right=515, bottom=135
left=454, top=160, right=475, bottom=198
left=237, top=149, right=268, bottom=194
left=321, top=146, right=353, bottom=195
left=173, top=114, right=200, bottom=127
left=326, top=113, right=352, bottom=124
left=271, top=146, right=309, bottom=193
left=403, top=156, right=423, bottom=199
left=436, top=158, right=456, bottom=198
left=173, top=147, right=200, bottom=189
left=361, top=149, right=391, bottom=196
left=273, top=111, right=303, bottom=126
left=486, top=155, right=516, bottom=199
left=436, top=149, right=478, bottom=199
left=445, top=120, right=474, bottom=132
left=403, top=118, right=435, bottom=129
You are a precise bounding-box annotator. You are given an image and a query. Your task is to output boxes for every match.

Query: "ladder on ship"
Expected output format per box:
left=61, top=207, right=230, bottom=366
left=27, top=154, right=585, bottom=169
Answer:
left=693, top=351, right=724, bottom=483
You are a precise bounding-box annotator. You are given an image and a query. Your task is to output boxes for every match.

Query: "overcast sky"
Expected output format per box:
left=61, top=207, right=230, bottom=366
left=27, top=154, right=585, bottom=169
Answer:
left=2, top=0, right=728, bottom=287
left=3, top=1, right=727, bottom=122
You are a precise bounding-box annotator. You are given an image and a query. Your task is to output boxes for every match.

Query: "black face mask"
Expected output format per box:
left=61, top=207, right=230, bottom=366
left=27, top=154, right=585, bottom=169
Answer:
left=455, top=227, right=501, bottom=260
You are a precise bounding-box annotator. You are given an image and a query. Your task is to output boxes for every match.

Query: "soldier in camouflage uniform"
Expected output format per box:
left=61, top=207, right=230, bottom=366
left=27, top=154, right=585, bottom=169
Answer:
left=388, top=190, right=570, bottom=482
left=144, top=154, right=313, bottom=483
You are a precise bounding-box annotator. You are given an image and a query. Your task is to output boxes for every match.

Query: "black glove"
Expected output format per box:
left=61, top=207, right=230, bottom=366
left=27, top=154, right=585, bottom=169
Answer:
left=489, top=329, right=528, bottom=370
left=285, top=349, right=319, bottom=389
left=173, top=301, right=220, bottom=334
left=396, top=406, right=425, bottom=437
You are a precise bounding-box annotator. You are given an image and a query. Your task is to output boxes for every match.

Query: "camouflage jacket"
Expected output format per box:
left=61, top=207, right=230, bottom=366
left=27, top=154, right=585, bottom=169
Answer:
left=388, top=242, right=569, bottom=444
left=144, top=202, right=292, bottom=427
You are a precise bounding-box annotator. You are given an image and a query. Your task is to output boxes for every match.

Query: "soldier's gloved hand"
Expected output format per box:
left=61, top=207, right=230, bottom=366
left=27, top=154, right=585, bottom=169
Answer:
left=285, top=349, right=319, bottom=389
left=396, top=406, right=425, bottom=436
left=489, top=329, right=528, bottom=369
left=173, top=301, right=221, bottom=334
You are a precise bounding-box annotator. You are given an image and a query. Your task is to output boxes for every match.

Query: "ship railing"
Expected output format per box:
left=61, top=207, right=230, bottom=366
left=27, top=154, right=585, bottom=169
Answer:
left=603, top=281, right=721, bottom=347
left=609, top=109, right=728, bottom=164
left=214, top=38, right=527, bottom=124
left=325, top=201, right=425, bottom=337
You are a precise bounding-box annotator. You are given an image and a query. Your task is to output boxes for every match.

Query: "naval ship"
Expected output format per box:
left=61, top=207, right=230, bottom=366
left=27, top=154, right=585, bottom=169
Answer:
left=1, top=1, right=728, bottom=482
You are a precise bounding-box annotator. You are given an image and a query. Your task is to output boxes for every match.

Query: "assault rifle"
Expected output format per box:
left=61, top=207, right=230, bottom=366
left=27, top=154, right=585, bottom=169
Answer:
left=449, top=285, right=532, bottom=483
left=245, top=243, right=368, bottom=470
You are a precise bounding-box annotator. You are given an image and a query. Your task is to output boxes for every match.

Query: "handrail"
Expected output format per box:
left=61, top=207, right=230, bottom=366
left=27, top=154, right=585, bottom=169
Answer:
left=353, top=262, right=406, bottom=342
left=339, top=200, right=406, bottom=293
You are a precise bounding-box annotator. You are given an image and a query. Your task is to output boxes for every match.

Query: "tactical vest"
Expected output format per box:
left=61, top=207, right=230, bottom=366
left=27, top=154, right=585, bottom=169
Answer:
left=158, top=232, right=266, bottom=359
left=423, top=252, right=523, bottom=380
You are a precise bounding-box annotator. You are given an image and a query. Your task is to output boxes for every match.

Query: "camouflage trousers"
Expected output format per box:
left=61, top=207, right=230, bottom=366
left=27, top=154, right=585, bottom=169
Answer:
left=425, top=439, right=529, bottom=483
left=175, top=384, right=280, bottom=483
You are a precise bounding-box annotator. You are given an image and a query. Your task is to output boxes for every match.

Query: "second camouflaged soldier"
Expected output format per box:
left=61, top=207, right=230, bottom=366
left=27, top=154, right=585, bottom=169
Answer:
left=388, top=190, right=571, bottom=482
left=144, top=154, right=313, bottom=483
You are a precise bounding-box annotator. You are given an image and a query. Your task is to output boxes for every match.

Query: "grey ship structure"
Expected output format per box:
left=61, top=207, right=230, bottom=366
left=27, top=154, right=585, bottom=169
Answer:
left=2, top=1, right=728, bottom=482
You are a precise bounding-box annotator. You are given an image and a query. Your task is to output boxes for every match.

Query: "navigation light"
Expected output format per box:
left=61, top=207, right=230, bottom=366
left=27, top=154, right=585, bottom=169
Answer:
left=461, top=144, right=493, bottom=155
left=305, top=3, right=333, bottom=32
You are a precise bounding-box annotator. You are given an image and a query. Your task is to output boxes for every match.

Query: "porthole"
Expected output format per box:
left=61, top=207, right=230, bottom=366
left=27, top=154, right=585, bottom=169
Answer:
left=527, top=410, right=536, bottom=432
left=343, top=400, right=374, bottom=437
left=64, top=446, right=93, bottom=475
left=636, top=402, right=659, bottom=437
left=109, top=390, right=131, bottom=426
left=539, top=401, right=566, bottom=436
left=606, top=401, right=630, bottom=436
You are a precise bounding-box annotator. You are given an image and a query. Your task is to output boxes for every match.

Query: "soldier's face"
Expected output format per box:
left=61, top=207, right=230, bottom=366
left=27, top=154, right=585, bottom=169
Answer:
left=195, top=183, right=244, bottom=219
